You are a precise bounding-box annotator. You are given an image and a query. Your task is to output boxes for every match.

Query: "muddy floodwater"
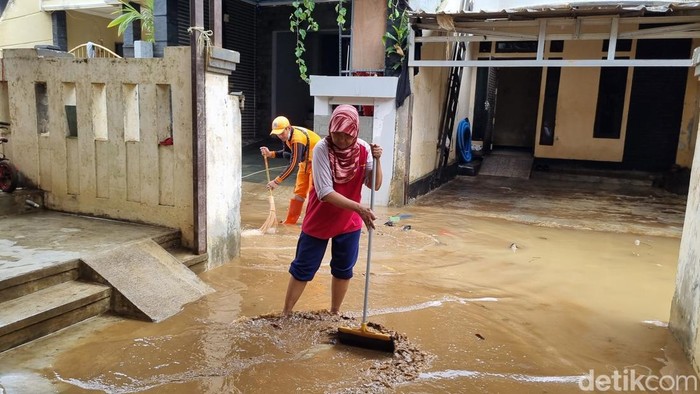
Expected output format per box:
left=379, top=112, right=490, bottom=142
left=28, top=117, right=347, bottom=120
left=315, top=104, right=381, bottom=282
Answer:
left=1, top=175, right=699, bottom=393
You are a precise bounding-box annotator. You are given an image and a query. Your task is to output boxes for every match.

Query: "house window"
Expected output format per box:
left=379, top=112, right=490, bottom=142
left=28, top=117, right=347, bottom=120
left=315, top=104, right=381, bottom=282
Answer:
left=593, top=64, right=628, bottom=139
left=479, top=42, right=492, bottom=53
left=495, top=41, right=537, bottom=53
left=540, top=65, right=561, bottom=146
left=550, top=40, right=564, bottom=53
left=602, top=39, right=632, bottom=52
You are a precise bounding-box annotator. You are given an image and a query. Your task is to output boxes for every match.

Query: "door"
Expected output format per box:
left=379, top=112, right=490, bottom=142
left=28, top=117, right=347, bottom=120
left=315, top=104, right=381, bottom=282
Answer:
left=492, top=67, right=541, bottom=150
left=623, top=38, right=691, bottom=171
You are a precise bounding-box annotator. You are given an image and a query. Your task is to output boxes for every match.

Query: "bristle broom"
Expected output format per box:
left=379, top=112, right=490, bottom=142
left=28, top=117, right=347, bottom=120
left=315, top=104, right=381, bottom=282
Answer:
left=338, top=326, right=395, bottom=353
left=259, top=155, right=278, bottom=234
left=259, top=195, right=277, bottom=233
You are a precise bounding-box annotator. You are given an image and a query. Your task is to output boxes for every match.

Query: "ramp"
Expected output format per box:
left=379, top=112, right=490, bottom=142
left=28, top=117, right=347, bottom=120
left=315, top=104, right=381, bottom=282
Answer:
left=82, top=239, right=214, bottom=322
left=479, top=150, right=533, bottom=179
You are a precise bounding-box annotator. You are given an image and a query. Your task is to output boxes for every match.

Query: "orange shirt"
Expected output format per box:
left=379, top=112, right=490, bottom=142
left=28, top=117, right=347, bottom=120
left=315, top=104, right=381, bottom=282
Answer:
left=273, top=127, right=321, bottom=184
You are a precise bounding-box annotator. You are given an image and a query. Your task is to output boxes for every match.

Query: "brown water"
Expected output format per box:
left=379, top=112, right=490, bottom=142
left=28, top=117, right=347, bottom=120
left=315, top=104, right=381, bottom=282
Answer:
left=0, top=179, right=698, bottom=393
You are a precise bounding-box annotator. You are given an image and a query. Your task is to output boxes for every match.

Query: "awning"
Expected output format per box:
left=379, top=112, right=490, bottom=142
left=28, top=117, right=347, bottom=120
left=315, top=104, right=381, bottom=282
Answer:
left=409, top=2, right=700, bottom=68
left=41, top=0, right=120, bottom=18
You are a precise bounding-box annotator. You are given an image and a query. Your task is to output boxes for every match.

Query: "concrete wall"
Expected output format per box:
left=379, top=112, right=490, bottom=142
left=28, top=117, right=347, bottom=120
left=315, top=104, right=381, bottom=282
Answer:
left=0, top=47, right=196, bottom=246
left=0, top=0, right=53, bottom=49
left=310, top=75, right=398, bottom=207
left=669, top=48, right=700, bottom=375
left=408, top=41, right=450, bottom=182
left=66, top=12, right=120, bottom=54
left=205, top=73, right=242, bottom=267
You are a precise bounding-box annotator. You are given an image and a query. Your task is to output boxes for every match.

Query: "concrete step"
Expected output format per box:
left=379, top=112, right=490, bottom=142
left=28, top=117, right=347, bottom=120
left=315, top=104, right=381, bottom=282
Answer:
left=0, top=228, right=181, bottom=304
left=153, top=230, right=183, bottom=250
left=0, top=226, right=203, bottom=353
left=0, top=260, right=80, bottom=304
left=531, top=169, right=655, bottom=187
left=166, top=246, right=208, bottom=274
left=0, top=280, right=111, bottom=352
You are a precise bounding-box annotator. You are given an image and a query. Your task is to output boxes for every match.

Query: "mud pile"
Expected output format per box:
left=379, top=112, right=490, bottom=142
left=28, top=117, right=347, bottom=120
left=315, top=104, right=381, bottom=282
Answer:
left=236, top=311, right=434, bottom=393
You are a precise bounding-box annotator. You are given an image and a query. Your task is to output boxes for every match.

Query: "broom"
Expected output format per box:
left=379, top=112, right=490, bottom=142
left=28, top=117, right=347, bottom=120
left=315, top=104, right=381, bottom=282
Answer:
left=259, top=155, right=278, bottom=234
left=337, top=159, right=395, bottom=353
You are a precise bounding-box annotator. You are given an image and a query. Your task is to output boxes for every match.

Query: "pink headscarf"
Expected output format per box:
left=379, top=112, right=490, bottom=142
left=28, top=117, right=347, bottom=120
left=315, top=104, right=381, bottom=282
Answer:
left=326, top=105, right=361, bottom=184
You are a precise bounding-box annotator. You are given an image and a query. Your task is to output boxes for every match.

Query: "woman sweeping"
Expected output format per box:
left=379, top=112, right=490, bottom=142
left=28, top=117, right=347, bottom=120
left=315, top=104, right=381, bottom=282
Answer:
left=282, top=104, right=383, bottom=316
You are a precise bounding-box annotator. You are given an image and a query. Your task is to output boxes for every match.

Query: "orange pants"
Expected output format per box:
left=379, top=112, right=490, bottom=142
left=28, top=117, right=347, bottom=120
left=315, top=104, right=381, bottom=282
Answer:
left=293, top=162, right=313, bottom=199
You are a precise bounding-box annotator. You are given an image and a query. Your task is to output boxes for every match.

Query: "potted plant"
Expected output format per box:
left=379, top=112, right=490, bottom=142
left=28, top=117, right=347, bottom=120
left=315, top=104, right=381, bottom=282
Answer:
left=108, top=0, right=155, bottom=58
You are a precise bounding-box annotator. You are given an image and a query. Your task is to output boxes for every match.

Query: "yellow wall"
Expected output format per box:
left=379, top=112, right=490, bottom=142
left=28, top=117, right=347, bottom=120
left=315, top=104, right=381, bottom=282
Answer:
left=535, top=39, right=631, bottom=161
left=409, top=40, right=450, bottom=182
left=0, top=0, right=53, bottom=49
left=66, top=11, right=121, bottom=53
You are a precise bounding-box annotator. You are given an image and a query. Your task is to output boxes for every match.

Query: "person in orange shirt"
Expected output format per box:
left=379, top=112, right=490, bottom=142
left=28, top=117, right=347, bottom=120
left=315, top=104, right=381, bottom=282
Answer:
left=260, top=116, right=321, bottom=225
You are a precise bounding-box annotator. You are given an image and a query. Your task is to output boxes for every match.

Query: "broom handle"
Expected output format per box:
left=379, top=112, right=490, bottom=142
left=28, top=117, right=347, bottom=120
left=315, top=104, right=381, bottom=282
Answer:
left=361, top=158, right=377, bottom=326
left=263, top=155, right=274, bottom=197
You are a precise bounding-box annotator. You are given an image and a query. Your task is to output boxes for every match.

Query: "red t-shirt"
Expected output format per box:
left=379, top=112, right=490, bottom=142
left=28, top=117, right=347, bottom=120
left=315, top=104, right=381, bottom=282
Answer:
left=301, top=144, right=369, bottom=239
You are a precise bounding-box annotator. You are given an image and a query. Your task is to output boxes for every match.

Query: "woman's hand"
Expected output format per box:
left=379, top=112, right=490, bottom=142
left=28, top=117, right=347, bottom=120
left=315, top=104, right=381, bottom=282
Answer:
left=370, top=143, right=383, bottom=159
left=355, top=204, right=376, bottom=230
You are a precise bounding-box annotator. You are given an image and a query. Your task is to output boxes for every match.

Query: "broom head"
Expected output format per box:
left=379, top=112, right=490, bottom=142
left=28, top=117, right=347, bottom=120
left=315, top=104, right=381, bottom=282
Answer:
left=338, top=323, right=395, bottom=353
left=259, top=195, right=277, bottom=234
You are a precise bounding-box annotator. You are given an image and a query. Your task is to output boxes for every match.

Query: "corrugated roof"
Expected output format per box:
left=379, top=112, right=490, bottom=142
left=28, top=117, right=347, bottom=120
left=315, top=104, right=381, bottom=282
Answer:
left=411, top=2, right=700, bottom=23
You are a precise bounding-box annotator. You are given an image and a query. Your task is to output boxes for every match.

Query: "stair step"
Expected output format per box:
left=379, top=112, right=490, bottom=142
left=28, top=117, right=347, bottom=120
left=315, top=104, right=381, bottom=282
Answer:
left=152, top=230, right=182, bottom=250
left=166, top=247, right=208, bottom=274
left=0, top=261, right=80, bottom=303
left=0, top=281, right=111, bottom=352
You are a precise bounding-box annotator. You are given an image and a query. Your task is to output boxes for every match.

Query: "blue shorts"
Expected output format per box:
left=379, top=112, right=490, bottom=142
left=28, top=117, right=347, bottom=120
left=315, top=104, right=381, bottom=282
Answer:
left=289, top=230, right=361, bottom=281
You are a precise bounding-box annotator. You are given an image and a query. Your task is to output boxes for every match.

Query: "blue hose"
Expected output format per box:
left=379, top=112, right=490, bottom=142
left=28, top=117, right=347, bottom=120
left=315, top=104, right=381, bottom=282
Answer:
left=456, top=118, right=472, bottom=163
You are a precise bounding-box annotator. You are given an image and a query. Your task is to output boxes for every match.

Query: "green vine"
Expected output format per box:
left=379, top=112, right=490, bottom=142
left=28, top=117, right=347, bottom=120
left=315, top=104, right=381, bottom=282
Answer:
left=335, top=0, right=347, bottom=29
left=289, top=0, right=347, bottom=83
left=289, top=0, right=318, bottom=83
left=382, top=0, right=409, bottom=70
